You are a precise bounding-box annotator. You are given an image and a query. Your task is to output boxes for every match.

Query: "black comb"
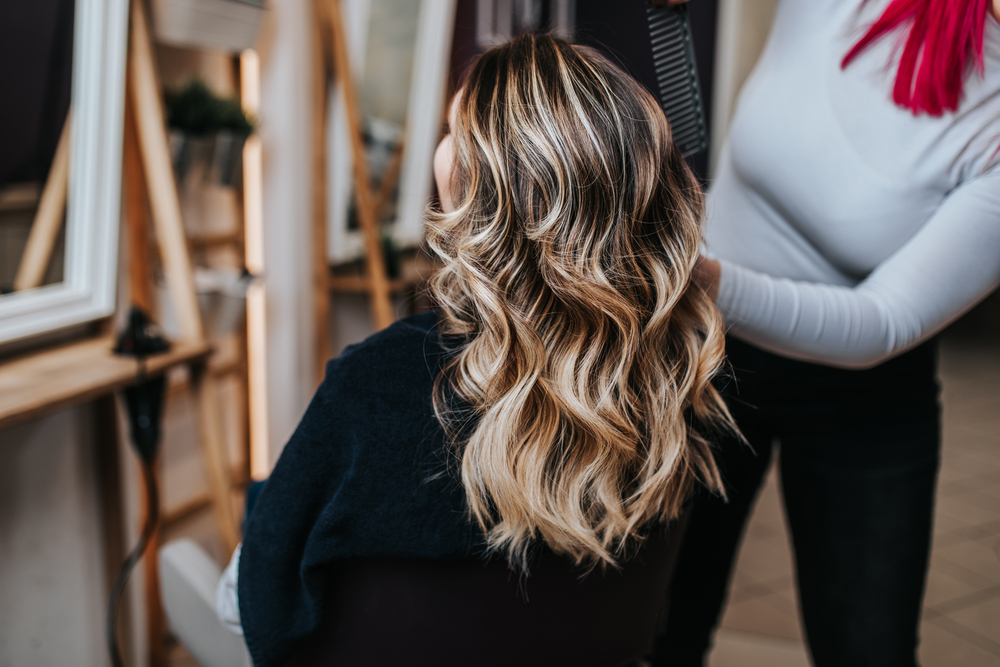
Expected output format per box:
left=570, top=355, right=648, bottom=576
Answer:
left=646, top=5, right=707, bottom=156
left=574, top=2, right=709, bottom=157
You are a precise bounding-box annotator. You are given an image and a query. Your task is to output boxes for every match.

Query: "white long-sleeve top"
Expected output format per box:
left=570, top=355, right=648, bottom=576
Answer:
left=706, top=0, right=1000, bottom=368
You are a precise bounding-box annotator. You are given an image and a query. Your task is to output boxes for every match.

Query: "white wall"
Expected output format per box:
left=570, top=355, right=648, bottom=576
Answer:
left=711, top=0, right=780, bottom=174
left=258, top=0, right=319, bottom=466
left=0, top=407, right=108, bottom=667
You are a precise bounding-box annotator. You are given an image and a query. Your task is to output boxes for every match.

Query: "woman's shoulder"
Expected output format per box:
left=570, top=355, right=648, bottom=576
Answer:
left=319, top=311, right=444, bottom=398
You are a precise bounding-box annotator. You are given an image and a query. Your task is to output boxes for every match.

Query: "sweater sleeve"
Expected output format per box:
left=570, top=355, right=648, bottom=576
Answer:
left=236, top=355, right=357, bottom=667
left=234, top=313, right=476, bottom=667
left=716, top=168, right=1000, bottom=368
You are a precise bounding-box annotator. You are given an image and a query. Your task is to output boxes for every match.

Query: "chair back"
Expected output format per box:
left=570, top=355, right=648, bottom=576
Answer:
left=284, top=515, right=688, bottom=667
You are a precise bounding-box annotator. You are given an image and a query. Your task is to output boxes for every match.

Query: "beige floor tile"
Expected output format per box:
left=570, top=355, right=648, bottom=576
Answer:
left=757, top=571, right=796, bottom=593
left=731, top=535, right=796, bottom=585
left=973, top=469, right=1000, bottom=487
left=967, top=519, right=1000, bottom=542
left=954, top=473, right=1000, bottom=496
left=942, top=441, right=1000, bottom=467
left=730, top=562, right=759, bottom=589
left=965, top=447, right=1000, bottom=471
left=942, top=424, right=1000, bottom=451
left=918, top=618, right=1000, bottom=666
left=934, top=502, right=982, bottom=534
left=708, top=629, right=810, bottom=667
left=978, top=483, right=1000, bottom=503
left=769, top=586, right=800, bottom=618
left=933, top=521, right=999, bottom=551
left=934, top=540, right=1000, bottom=586
left=937, top=494, right=1000, bottom=527
left=718, top=593, right=803, bottom=641
left=728, top=580, right=774, bottom=604
left=945, top=596, right=1000, bottom=648
left=937, top=477, right=979, bottom=499
left=745, top=519, right=784, bottom=542
left=931, top=553, right=1000, bottom=592
left=923, top=566, right=985, bottom=609
left=925, top=612, right=1000, bottom=659
left=961, top=489, right=1000, bottom=517
left=940, top=378, right=1000, bottom=403
left=937, top=463, right=974, bottom=486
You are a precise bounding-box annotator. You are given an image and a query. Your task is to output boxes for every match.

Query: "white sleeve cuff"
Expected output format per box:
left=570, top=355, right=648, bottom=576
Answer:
left=215, top=543, right=243, bottom=636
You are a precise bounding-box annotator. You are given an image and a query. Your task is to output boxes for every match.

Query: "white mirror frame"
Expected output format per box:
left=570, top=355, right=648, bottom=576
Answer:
left=0, top=0, right=128, bottom=344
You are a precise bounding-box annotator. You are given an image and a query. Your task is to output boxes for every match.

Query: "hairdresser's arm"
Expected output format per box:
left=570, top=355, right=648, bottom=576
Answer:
left=693, top=256, right=720, bottom=301
left=709, top=168, right=1000, bottom=368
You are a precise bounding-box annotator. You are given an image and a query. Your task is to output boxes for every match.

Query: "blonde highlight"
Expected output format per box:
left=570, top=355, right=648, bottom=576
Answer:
left=428, top=34, right=733, bottom=569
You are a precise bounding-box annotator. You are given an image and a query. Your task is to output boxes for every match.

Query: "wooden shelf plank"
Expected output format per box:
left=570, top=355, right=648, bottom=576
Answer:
left=0, top=337, right=212, bottom=431
left=187, top=230, right=243, bottom=249
left=327, top=275, right=419, bottom=294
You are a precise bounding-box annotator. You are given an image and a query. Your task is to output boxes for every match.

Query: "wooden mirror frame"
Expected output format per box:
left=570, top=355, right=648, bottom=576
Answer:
left=0, top=0, right=129, bottom=344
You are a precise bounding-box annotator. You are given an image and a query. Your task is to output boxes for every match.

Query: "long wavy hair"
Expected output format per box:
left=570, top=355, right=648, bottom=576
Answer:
left=427, top=34, right=732, bottom=569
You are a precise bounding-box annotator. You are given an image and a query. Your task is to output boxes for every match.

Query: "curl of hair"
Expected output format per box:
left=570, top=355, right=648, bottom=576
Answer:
left=427, top=34, right=733, bottom=569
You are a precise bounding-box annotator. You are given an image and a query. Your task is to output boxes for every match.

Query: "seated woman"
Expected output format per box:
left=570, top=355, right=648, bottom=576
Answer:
left=218, top=33, right=734, bottom=667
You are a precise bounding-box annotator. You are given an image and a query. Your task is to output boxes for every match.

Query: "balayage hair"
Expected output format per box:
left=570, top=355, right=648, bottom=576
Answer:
left=427, top=34, right=733, bottom=569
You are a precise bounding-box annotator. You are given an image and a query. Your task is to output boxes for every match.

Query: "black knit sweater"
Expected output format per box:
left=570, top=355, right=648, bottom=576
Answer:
left=237, top=312, right=485, bottom=667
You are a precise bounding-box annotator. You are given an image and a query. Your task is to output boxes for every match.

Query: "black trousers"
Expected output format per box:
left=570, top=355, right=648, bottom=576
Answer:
left=655, top=337, right=941, bottom=667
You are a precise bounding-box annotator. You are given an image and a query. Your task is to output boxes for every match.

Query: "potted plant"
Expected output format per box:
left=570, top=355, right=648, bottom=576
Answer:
left=165, top=80, right=255, bottom=188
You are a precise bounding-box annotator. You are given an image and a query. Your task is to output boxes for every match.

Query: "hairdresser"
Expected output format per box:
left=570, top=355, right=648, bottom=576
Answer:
left=651, top=0, right=1000, bottom=666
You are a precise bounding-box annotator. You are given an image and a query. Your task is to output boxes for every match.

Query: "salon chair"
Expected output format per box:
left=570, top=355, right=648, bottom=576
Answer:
left=160, top=516, right=686, bottom=667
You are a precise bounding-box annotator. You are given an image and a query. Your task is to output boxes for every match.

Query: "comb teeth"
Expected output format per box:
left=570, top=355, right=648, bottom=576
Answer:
left=646, top=6, right=707, bottom=157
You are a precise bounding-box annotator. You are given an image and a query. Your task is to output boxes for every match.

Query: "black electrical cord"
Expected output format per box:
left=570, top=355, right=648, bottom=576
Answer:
left=105, top=308, right=170, bottom=666
left=105, top=455, right=159, bottom=667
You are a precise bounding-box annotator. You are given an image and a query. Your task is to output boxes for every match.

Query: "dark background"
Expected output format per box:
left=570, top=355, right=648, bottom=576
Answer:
left=448, top=0, right=719, bottom=181
left=0, top=0, right=75, bottom=186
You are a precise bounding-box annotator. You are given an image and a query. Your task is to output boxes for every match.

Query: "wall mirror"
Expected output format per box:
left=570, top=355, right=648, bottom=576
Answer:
left=0, top=0, right=128, bottom=344
left=326, top=0, right=457, bottom=264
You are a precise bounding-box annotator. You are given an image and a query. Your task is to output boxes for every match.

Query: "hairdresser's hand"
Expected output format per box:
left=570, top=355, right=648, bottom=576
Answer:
left=693, top=256, right=720, bottom=301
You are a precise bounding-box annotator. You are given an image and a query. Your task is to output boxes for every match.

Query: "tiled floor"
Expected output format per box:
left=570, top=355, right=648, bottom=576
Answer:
left=710, top=323, right=1000, bottom=667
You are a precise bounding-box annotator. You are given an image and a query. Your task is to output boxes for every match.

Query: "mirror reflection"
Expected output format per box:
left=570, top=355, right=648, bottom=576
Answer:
left=0, top=0, right=74, bottom=294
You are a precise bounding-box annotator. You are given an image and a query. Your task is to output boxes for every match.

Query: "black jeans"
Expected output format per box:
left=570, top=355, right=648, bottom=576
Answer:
left=654, top=337, right=941, bottom=667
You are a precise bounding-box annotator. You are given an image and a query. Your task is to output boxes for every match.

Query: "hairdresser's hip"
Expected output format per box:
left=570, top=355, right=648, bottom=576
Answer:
left=718, top=335, right=940, bottom=424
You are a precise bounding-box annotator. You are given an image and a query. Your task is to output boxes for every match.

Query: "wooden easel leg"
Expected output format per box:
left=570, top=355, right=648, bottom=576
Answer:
left=129, top=0, right=204, bottom=342
left=123, top=90, right=169, bottom=667
left=321, top=0, right=395, bottom=331
left=124, top=94, right=153, bottom=313
left=14, top=113, right=71, bottom=291
left=190, top=362, right=242, bottom=554
left=128, top=0, right=240, bottom=553
left=312, top=0, right=332, bottom=384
